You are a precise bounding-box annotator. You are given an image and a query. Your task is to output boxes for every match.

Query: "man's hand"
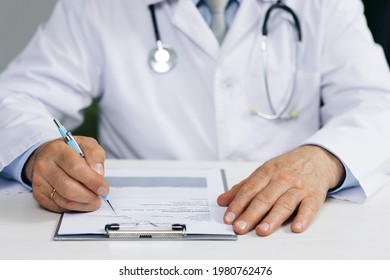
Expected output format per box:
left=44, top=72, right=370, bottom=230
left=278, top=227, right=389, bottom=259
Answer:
left=23, top=136, right=109, bottom=213
left=217, top=145, right=345, bottom=236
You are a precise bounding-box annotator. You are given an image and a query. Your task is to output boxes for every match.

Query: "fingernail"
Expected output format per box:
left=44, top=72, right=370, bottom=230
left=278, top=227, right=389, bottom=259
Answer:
left=235, top=220, right=247, bottom=231
left=97, top=187, right=106, bottom=196
left=294, top=221, right=303, bottom=230
left=259, top=222, right=270, bottom=232
left=93, top=163, right=104, bottom=176
left=225, top=212, right=235, bottom=223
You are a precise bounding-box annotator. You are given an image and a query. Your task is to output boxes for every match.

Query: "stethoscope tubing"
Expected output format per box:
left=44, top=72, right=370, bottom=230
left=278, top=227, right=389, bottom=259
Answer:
left=148, top=4, right=177, bottom=74
left=255, top=0, right=302, bottom=120
left=262, top=0, right=302, bottom=41
left=148, top=1, right=302, bottom=120
left=149, top=5, right=161, bottom=42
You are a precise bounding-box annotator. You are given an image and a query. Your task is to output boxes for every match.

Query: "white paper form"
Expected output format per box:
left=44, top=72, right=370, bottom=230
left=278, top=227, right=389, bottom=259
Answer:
left=56, top=168, right=236, bottom=238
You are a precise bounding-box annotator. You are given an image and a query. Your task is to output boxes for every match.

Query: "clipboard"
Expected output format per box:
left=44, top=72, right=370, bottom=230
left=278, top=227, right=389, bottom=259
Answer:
left=53, top=168, right=237, bottom=241
left=54, top=220, right=237, bottom=240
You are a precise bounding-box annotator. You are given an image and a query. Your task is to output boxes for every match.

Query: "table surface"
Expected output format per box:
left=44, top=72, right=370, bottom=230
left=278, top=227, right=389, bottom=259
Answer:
left=1, top=160, right=389, bottom=260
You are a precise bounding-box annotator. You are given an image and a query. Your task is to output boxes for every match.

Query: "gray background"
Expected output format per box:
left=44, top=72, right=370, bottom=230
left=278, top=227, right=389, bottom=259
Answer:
left=0, top=0, right=57, bottom=71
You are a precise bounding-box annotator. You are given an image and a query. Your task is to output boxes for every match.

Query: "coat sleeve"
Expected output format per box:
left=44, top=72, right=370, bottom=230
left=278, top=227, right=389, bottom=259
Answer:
left=0, top=0, right=102, bottom=171
left=302, top=0, right=390, bottom=202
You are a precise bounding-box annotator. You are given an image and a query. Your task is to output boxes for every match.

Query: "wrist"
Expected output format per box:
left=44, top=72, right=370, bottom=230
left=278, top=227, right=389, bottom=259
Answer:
left=22, top=150, right=36, bottom=185
left=22, top=142, right=50, bottom=185
left=301, top=145, right=346, bottom=189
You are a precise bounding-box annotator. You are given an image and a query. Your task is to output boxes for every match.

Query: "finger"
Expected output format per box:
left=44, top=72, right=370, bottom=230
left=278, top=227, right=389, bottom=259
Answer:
left=290, top=195, right=325, bottom=233
left=44, top=162, right=103, bottom=204
left=32, top=174, right=68, bottom=213
left=30, top=139, right=108, bottom=212
left=33, top=145, right=104, bottom=204
left=254, top=188, right=304, bottom=236
left=217, top=179, right=247, bottom=206
left=222, top=174, right=271, bottom=226
left=217, top=182, right=246, bottom=225
left=34, top=169, right=102, bottom=212
left=75, top=136, right=106, bottom=176
left=230, top=179, right=292, bottom=234
left=52, top=143, right=110, bottom=198
left=52, top=184, right=102, bottom=212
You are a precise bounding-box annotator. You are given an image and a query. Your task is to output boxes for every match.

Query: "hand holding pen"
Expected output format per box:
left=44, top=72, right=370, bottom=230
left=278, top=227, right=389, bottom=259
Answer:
left=22, top=119, right=113, bottom=213
left=54, top=119, right=116, bottom=213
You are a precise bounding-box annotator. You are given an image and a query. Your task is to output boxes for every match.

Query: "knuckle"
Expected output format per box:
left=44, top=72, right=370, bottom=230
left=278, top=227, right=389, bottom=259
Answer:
left=43, top=140, right=62, bottom=155
left=259, top=163, right=273, bottom=177
left=32, top=175, right=44, bottom=189
left=88, top=136, right=99, bottom=145
left=302, top=199, right=320, bottom=214
left=87, top=175, right=103, bottom=190
left=291, top=178, right=304, bottom=189
left=253, top=192, right=274, bottom=206
left=33, top=157, right=48, bottom=174
left=97, top=144, right=106, bottom=157
left=89, top=146, right=106, bottom=160
left=60, top=183, right=75, bottom=199
left=275, top=199, right=296, bottom=212
left=68, top=161, right=85, bottom=174
left=85, top=136, right=97, bottom=143
left=240, top=182, right=259, bottom=197
left=231, top=182, right=242, bottom=190
left=305, top=189, right=317, bottom=198
left=276, top=171, right=294, bottom=184
left=32, top=188, right=44, bottom=201
left=233, top=183, right=260, bottom=206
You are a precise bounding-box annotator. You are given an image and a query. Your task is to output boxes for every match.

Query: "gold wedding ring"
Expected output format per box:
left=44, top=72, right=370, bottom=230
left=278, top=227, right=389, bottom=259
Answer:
left=50, top=188, right=57, bottom=199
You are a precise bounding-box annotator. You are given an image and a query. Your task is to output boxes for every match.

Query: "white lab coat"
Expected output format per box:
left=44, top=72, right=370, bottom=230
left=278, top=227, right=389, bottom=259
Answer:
left=0, top=0, right=390, bottom=201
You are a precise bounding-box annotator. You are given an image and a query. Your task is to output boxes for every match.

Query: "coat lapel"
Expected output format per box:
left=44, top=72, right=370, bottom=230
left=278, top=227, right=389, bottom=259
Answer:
left=222, top=0, right=266, bottom=52
left=170, top=0, right=219, bottom=59
left=143, top=0, right=271, bottom=59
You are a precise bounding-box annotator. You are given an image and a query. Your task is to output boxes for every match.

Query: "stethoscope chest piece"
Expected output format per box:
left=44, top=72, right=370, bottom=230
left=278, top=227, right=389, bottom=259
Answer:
left=148, top=40, right=177, bottom=74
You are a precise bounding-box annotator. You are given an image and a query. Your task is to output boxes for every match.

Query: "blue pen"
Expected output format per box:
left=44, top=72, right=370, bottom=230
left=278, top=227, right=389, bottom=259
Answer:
left=53, top=118, right=116, bottom=214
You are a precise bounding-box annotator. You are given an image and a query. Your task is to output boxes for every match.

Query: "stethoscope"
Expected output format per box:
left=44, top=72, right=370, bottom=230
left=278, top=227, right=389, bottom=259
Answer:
left=147, top=0, right=302, bottom=121
left=251, top=0, right=302, bottom=120
left=148, top=4, right=177, bottom=74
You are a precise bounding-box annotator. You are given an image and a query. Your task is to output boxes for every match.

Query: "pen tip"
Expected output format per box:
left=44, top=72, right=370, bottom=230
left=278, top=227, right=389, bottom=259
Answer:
left=106, top=199, right=117, bottom=215
left=53, top=118, right=61, bottom=128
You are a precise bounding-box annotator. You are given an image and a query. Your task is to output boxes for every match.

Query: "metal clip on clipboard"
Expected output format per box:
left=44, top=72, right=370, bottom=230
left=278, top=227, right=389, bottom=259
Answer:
left=105, top=222, right=187, bottom=239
